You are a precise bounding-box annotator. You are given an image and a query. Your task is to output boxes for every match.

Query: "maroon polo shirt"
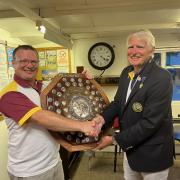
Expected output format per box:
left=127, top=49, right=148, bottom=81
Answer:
left=0, top=75, right=43, bottom=124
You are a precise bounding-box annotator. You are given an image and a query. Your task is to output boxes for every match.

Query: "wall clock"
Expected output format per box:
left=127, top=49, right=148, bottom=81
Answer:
left=88, top=42, right=115, bottom=70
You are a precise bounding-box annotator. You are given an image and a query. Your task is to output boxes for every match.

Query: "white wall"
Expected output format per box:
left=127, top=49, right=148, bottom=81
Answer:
left=0, top=121, right=9, bottom=180
left=72, top=36, right=129, bottom=101
left=72, top=36, right=129, bottom=76
left=0, top=29, right=21, bottom=180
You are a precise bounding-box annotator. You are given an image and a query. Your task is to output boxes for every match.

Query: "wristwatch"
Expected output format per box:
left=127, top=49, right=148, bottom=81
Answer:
left=112, top=135, right=118, bottom=145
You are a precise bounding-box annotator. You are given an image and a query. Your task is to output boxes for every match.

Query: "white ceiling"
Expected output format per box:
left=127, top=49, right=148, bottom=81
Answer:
left=1, top=0, right=180, bottom=47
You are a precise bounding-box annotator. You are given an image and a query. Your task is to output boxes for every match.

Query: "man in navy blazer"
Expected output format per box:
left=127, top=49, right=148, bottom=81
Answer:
left=95, top=30, right=174, bottom=180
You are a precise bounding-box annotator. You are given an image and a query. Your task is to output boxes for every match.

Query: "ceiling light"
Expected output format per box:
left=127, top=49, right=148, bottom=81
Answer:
left=36, top=20, right=46, bottom=34
left=38, top=25, right=46, bottom=34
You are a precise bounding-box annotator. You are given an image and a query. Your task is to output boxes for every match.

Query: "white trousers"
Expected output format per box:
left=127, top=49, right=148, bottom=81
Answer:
left=123, top=153, right=169, bottom=180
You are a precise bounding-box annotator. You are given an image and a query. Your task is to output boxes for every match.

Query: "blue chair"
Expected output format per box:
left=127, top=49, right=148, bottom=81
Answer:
left=174, top=132, right=180, bottom=142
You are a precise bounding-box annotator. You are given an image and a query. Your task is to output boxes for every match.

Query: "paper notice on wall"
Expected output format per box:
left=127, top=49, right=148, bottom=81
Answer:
left=0, top=64, right=8, bottom=80
left=0, top=44, right=7, bottom=65
left=0, top=79, right=9, bottom=91
left=57, top=49, right=69, bottom=66
left=38, top=51, right=46, bottom=67
left=38, top=51, right=46, bottom=59
left=8, top=67, right=14, bottom=79
left=7, top=46, right=14, bottom=67
left=0, top=73, right=8, bottom=79
left=46, top=50, right=57, bottom=70
left=57, top=66, right=69, bottom=73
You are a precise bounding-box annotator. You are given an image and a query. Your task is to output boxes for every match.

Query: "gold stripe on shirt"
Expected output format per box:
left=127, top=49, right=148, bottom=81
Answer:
left=18, top=107, right=42, bottom=126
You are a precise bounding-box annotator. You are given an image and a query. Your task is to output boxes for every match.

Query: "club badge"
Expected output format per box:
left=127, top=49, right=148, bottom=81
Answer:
left=132, top=102, right=143, bottom=112
left=139, top=76, right=146, bottom=89
left=137, top=76, right=141, bottom=81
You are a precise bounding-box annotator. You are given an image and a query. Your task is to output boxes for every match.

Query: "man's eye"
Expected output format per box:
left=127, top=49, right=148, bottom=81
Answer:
left=21, top=60, right=28, bottom=63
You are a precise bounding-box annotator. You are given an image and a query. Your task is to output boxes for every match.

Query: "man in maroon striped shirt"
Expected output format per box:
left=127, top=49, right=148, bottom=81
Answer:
left=0, top=45, right=100, bottom=180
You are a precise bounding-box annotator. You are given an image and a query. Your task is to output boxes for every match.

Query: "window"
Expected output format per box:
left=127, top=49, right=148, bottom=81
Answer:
left=154, top=52, right=161, bottom=66
left=166, top=51, right=180, bottom=101
left=166, top=52, right=180, bottom=66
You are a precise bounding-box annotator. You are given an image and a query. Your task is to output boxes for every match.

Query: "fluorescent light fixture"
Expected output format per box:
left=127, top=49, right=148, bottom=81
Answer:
left=44, top=29, right=73, bottom=48
left=35, top=20, right=72, bottom=48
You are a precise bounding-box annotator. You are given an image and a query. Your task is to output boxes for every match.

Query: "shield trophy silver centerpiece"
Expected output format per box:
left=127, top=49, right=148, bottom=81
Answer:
left=41, top=73, right=109, bottom=151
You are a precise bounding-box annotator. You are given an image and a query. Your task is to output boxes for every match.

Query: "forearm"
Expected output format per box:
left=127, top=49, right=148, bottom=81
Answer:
left=31, top=109, right=82, bottom=132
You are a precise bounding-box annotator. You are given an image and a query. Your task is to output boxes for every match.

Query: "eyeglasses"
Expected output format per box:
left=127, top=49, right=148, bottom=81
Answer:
left=15, top=59, right=39, bottom=66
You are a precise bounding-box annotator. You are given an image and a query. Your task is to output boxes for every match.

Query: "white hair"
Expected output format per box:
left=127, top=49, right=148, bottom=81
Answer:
left=127, top=29, right=155, bottom=48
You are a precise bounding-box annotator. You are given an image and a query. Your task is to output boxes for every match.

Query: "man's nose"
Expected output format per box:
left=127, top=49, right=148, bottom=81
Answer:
left=130, top=47, right=139, bottom=55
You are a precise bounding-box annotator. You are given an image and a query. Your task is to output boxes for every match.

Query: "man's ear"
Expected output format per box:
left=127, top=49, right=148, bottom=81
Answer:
left=152, top=47, right=155, bottom=53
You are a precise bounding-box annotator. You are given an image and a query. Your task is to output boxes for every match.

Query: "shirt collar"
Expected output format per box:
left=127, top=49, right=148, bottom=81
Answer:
left=14, top=74, right=42, bottom=93
left=128, top=71, right=134, bottom=80
left=128, top=58, right=152, bottom=80
left=128, top=68, right=144, bottom=80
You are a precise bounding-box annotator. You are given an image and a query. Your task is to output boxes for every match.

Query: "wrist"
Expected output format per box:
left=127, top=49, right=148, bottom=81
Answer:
left=100, top=116, right=105, bottom=125
left=79, top=121, right=85, bottom=132
left=102, top=118, right=105, bottom=125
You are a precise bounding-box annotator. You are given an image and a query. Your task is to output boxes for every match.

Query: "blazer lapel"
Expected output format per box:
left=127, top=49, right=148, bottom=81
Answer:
left=125, top=78, right=142, bottom=105
left=121, top=59, right=155, bottom=115
left=121, top=74, right=131, bottom=108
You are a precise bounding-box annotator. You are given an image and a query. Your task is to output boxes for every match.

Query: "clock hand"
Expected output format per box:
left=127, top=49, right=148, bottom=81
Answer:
left=100, top=56, right=109, bottom=61
left=100, top=56, right=106, bottom=60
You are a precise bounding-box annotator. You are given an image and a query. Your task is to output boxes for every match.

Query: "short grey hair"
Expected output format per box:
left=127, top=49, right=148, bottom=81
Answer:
left=13, top=45, right=39, bottom=60
left=127, top=29, right=155, bottom=48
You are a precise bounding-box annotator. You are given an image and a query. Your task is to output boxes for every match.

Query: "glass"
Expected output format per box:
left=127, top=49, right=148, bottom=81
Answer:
left=167, top=68, right=180, bottom=101
left=16, top=59, right=39, bottom=66
left=166, top=51, right=180, bottom=101
left=166, top=52, right=180, bottom=66
left=154, top=53, right=161, bottom=66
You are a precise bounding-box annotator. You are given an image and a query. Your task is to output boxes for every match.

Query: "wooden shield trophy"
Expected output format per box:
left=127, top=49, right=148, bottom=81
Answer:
left=41, top=73, right=109, bottom=151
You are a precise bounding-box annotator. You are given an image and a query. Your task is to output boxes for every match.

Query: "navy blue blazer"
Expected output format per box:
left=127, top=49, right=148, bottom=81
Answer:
left=102, top=60, right=174, bottom=172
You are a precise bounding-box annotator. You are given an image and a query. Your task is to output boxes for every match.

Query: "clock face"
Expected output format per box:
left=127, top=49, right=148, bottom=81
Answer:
left=88, top=42, right=115, bottom=70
